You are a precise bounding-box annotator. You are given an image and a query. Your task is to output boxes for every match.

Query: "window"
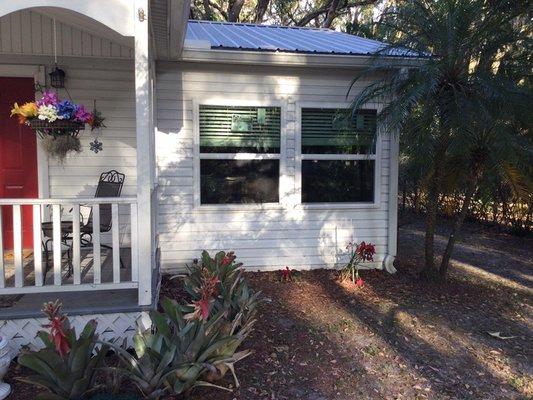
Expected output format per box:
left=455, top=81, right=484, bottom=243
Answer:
left=199, top=105, right=281, bottom=205
left=301, top=108, right=377, bottom=203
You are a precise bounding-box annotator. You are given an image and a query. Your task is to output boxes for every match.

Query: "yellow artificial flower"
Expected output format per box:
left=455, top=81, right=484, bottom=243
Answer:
left=11, top=102, right=38, bottom=124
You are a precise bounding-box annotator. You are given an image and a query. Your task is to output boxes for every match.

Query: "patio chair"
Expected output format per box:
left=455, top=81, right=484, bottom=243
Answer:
left=42, top=170, right=125, bottom=278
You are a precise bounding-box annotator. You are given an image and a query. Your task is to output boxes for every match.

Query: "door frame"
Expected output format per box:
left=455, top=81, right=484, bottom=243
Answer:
left=0, top=64, right=49, bottom=199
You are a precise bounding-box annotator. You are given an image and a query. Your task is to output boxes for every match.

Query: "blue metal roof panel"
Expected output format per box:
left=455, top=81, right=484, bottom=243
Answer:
left=185, top=20, right=402, bottom=56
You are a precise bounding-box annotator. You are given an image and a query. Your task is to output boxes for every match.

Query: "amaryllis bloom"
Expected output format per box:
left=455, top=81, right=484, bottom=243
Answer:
left=280, top=266, right=291, bottom=281
left=74, top=104, right=93, bottom=123
left=38, top=104, right=60, bottom=122
left=36, top=90, right=59, bottom=107
left=355, top=241, right=376, bottom=262
left=56, top=100, right=77, bottom=120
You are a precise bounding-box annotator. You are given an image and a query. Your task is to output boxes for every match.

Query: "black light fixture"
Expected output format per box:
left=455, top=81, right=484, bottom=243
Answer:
left=49, top=64, right=66, bottom=88
left=49, top=18, right=66, bottom=89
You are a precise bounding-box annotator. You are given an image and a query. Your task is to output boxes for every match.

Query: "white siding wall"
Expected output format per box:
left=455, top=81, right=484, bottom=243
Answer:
left=0, top=10, right=133, bottom=58
left=156, top=61, right=392, bottom=272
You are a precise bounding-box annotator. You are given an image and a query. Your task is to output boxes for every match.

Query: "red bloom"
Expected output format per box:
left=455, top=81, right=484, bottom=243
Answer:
left=280, top=266, right=291, bottom=282
left=355, top=241, right=376, bottom=262
left=190, top=270, right=220, bottom=321
left=355, top=278, right=364, bottom=287
left=221, top=251, right=236, bottom=267
left=193, top=298, right=212, bottom=320
left=42, top=301, right=70, bottom=358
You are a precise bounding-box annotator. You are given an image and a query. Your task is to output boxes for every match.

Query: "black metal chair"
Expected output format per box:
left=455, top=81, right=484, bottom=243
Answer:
left=42, top=170, right=125, bottom=278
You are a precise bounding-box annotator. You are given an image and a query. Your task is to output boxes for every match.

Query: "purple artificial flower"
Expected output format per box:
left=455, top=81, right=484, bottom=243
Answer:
left=36, top=90, right=59, bottom=107
left=56, top=100, right=77, bottom=120
left=74, top=105, right=92, bottom=123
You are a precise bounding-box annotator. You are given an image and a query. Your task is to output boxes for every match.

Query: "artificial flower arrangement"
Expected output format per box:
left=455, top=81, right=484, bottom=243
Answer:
left=10, top=90, right=105, bottom=161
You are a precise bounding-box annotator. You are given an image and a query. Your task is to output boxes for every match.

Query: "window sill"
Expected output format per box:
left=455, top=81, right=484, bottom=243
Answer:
left=296, top=202, right=381, bottom=210
left=194, top=203, right=285, bottom=212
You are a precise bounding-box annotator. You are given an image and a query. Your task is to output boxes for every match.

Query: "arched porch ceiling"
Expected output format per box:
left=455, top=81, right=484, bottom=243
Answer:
left=0, top=0, right=135, bottom=38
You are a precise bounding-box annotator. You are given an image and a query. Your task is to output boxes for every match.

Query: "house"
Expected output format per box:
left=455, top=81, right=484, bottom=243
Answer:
left=0, top=0, right=404, bottom=353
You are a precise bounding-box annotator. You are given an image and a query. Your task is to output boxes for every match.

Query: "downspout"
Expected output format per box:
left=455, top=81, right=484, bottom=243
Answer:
left=383, top=134, right=399, bottom=273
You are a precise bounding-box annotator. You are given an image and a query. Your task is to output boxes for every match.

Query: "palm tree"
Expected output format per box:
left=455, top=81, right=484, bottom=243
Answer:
left=348, top=0, right=532, bottom=279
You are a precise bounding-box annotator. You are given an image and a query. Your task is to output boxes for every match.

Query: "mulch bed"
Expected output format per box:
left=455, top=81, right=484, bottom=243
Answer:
left=4, top=218, right=532, bottom=400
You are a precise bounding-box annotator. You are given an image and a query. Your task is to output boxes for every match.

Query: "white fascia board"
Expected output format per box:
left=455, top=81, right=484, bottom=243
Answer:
left=180, top=48, right=424, bottom=69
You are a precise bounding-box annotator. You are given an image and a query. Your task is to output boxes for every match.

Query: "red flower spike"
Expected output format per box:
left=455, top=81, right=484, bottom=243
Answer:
left=356, top=278, right=364, bottom=287
left=280, top=266, right=292, bottom=282
left=221, top=251, right=236, bottom=267
left=42, top=301, right=70, bottom=357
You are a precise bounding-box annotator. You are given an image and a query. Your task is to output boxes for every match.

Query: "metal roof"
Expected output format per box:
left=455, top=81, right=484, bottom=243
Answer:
left=186, top=20, right=414, bottom=57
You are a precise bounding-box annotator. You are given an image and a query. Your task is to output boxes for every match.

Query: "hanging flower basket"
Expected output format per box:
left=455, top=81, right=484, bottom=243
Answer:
left=27, top=119, right=85, bottom=134
left=10, top=91, right=104, bottom=162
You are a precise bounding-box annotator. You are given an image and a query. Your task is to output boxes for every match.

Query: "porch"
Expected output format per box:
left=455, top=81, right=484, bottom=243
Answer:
left=0, top=0, right=168, bottom=325
left=0, top=197, right=147, bottom=317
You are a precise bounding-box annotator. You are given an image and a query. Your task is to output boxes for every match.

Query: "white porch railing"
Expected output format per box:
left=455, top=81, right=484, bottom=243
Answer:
left=0, top=197, right=139, bottom=298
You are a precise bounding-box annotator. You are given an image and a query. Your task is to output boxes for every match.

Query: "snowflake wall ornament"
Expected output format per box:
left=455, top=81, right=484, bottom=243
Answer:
left=89, top=138, right=103, bottom=153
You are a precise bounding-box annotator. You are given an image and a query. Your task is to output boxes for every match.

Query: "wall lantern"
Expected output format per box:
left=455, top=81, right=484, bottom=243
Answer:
left=49, top=65, right=66, bottom=89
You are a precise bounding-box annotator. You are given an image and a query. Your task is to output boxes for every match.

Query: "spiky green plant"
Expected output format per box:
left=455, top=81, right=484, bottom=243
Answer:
left=17, top=302, right=108, bottom=400
left=108, top=301, right=252, bottom=398
left=182, top=250, right=260, bottom=329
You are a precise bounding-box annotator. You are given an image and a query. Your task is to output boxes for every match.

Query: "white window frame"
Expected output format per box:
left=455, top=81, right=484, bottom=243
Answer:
left=295, top=102, right=382, bottom=209
left=192, top=98, right=288, bottom=210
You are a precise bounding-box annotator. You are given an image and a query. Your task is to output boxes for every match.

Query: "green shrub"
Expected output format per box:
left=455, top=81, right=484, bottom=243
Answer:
left=17, top=301, right=108, bottom=400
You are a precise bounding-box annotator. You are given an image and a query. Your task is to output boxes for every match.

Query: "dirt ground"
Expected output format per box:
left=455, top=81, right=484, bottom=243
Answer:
left=4, top=215, right=532, bottom=400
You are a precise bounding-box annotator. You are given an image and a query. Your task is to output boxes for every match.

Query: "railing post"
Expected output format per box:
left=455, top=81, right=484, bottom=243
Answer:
left=130, top=203, right=139, bottom=283
left=13, top=205, right=24, bottom=288
left=52, top=204, right=62, bottom=285
left=112, top=203, right=120, bottom=283
left=72, top=204, right=81, bottom=285
left=92, top=204, right=101, bottom=284
left=32, top=205, right=43, bottom=286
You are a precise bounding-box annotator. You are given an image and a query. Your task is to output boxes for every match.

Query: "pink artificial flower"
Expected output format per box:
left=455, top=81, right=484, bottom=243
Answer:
left=36, top=90, right=59, bottom=107
left=74, top=105, right=92, bottom=123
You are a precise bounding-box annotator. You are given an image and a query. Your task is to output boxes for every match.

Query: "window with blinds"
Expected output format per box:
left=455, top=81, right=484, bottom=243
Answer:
left=301, top=108, right=376, bottom=154
left=200, top=105, right=281, bottom=153
left=199, top=105, right=281, bottom=205
left=300, top=108, right=377, bottom=204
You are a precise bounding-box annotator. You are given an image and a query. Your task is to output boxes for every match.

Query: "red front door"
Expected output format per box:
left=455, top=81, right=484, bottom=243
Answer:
left=0, top=77, right=38, bottom=250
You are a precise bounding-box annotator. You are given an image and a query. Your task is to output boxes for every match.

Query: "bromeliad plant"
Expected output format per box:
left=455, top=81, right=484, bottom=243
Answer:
left=182, top=251, right=260, bottom=332
left=107, top=299, right=253, bottom=399
left=107, top=251, right=258, bottom=398
left=10, top=90, right=105, bottom=161
left=17, top=300, right=108, bottom=400
left=342, top=241, right=376, bottom=285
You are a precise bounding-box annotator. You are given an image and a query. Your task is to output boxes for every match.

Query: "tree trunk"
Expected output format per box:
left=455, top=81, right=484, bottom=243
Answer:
left=202, top=0, right=214, bottom=20
left=254, top=0, right=270, bottom=23
left=323, top=0, right=341, bottom=27
left=227, top=0, right=245, bottom=22
left=439, top=176, right=477, bottom=279
left=423, top=145, right=446, bottom=279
